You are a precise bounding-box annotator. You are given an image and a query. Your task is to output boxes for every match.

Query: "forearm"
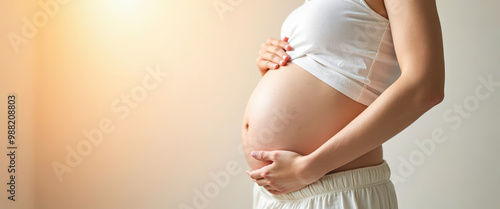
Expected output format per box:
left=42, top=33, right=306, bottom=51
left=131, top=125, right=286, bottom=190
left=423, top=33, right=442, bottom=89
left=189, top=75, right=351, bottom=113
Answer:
left=305, top=75, right=444, bottom=176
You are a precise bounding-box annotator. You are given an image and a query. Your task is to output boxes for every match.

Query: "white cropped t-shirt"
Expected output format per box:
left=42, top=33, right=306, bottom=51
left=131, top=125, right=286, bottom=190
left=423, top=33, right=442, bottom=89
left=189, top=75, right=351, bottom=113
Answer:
left=280, top=0, right=401, bottom=106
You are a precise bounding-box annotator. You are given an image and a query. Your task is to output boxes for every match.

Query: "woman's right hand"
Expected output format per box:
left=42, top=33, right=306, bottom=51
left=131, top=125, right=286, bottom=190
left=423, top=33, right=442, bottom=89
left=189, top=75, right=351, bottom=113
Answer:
left=256, top=37, right=293, bottom=76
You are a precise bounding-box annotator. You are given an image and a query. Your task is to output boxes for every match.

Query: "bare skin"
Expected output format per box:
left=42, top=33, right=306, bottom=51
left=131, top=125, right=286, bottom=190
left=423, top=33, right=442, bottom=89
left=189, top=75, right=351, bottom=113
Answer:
left=245, top=0, right=445, bottom=195
left=241, top=61, right=383, bottom=174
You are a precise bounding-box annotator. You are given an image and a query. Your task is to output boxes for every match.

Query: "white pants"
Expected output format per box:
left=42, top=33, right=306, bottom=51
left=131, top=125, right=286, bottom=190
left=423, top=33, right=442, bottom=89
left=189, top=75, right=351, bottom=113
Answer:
left=252, top=160, right=398, bottom=209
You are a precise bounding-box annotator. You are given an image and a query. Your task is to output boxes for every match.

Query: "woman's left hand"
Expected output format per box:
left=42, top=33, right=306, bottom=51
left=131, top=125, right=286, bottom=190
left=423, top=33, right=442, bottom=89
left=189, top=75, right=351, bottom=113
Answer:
left=246, top=150, right=324, bottom=195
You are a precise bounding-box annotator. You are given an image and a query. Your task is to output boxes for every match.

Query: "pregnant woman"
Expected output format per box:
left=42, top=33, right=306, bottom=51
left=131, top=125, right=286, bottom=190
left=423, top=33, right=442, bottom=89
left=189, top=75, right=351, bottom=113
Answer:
left=241, top=0, right=444, bottom=208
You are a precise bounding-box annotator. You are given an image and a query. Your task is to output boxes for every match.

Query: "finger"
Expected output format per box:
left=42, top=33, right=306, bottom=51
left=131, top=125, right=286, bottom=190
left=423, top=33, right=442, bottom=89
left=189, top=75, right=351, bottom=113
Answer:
left=248, top=166, right=271, bottom=180
left=282, top=36, right=292, bottom=55
left=255, top=178, right=271, bottom=187
left=256, top=59, right=279, bottom=70
left=260, top=52, right=286, bottom=68
left=247, top=170, right=265, bottom=181
left=266, top=37, right=293, bottom=51
left=263, top=184, right=280, bottom=192
left=267, top=190, right=282, bottom=195
left=265, top=187, right=281, bottom=195
left=248, top=169, right=263, bottom=180
left=263, top=185, right=274, bottom=190
left=251, top=151, right=277, bottom=161
left=255, top=61, right=270, bottom=76
left=264, top=44, right=291, bottom=64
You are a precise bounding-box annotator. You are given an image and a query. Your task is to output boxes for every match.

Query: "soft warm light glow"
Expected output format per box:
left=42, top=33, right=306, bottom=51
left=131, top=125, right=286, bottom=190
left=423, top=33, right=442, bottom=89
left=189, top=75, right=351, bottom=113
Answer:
left=110, top=0, right=142, bottom=13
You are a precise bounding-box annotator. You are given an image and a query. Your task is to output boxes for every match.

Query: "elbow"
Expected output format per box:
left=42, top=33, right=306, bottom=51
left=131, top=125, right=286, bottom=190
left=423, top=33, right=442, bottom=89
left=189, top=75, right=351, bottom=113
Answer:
left=425, top=90, right=445, bottom=108
left=399, top=68, right=445, bottom=111
left=414, top=86, right=445, bottom=111
left=399, top=77, right=445, bottom=111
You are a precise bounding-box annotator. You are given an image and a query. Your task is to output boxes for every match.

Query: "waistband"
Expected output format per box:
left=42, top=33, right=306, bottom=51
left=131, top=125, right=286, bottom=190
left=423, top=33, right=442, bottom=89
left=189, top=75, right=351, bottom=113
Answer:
left=255, top=160, right=391, bottom=200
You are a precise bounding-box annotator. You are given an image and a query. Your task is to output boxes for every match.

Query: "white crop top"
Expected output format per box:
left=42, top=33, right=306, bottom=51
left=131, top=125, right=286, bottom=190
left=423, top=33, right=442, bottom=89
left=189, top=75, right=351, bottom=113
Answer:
left=280, top=0, right=401, bottom=106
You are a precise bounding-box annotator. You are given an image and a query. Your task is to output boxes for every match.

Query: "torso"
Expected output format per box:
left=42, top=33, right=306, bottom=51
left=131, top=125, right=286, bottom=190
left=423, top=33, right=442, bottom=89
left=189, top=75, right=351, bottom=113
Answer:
left=241, top=0, right=390, bottom=175
left=365, top=0, right=388, bottom=19
left=241, top=62, right=383, bottom=174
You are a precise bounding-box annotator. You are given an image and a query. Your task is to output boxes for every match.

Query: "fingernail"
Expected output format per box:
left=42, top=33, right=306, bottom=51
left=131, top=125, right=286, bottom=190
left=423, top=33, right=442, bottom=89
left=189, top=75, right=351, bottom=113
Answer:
left=286, top=45, right=291, bottom=50
left=283, top=56, right=289, bottom=63
left=284, top=37, right=289, bottom=42
left=274, top=64, right=278, bottom=69
left=251, top=151, right=258, bottom=158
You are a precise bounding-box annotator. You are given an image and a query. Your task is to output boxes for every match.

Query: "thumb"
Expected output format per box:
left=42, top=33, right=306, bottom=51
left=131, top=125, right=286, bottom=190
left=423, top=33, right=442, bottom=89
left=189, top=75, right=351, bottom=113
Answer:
left=251, top=151, right=273, bottom=161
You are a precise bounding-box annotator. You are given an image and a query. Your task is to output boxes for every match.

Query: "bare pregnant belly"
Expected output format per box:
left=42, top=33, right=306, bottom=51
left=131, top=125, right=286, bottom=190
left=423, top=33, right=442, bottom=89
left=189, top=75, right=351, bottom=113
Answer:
left=241, top=62, right=383, bottom=174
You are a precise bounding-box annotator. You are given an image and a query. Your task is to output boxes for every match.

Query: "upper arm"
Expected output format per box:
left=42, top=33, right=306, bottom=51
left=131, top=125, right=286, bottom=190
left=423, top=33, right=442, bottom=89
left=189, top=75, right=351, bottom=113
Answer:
left=384, top=0, right=445, bottom=91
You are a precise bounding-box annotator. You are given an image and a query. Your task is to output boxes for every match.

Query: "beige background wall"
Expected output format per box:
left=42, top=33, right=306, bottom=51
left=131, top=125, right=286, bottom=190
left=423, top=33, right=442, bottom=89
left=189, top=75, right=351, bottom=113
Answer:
left=0, top=1, right=37, bottom=209
left=0, top=0, right=498, bottom=209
